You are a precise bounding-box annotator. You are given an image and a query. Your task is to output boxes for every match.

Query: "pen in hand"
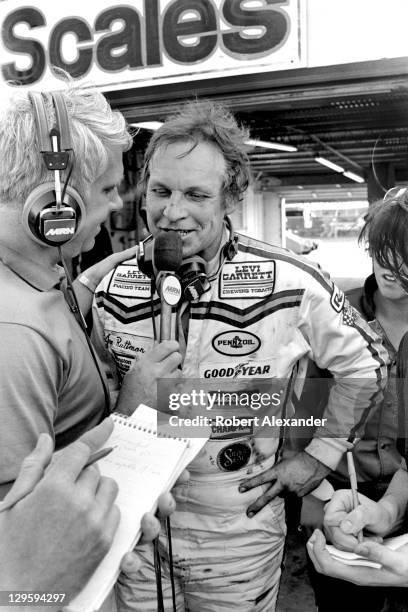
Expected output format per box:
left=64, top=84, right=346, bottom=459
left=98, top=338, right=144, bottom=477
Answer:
left=346, top=450, right=363, bottom=544
left=0, top=447, right=115, bottom=514
left=84, top=446, right=114, bottom=468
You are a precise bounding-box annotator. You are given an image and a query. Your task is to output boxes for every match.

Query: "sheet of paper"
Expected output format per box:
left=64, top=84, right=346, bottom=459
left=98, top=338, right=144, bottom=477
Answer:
left=326, top=533, right=408, bottom=568
left=129, top=404, right=210, bottom=472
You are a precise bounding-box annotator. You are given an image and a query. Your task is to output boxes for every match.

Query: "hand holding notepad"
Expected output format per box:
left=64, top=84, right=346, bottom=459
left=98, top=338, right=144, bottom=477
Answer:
left=325, top=533, right=408, bottom=568
left=67, top=405, right=209, bottom=612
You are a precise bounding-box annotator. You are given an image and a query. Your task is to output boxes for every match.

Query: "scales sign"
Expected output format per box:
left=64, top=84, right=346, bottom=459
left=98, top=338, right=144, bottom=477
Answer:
left=0, top=0, right=304, bottom=90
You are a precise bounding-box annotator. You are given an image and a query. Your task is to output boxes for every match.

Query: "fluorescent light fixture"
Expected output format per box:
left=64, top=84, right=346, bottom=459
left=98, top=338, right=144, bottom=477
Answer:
left=343, top=170, right=365, bottom=183
left=314, top=156, right=344, bottom=173
left=130, top=121, right=163, bottom=131
left=246, top=138, right=297, bottom=152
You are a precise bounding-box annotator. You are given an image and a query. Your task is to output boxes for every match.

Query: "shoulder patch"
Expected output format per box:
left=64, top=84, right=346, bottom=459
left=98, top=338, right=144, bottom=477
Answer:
left=330, top=284, right=345, bottom=313
left=219, top=260, right=275, bottom=299
left=108, top=265, right=151, bottom=299
left=342, top=299, right=358, bottom=327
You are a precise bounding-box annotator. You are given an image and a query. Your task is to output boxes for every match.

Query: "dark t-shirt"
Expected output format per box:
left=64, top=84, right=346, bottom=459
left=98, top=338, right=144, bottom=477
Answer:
left=396, top=331, right=408, bottom=466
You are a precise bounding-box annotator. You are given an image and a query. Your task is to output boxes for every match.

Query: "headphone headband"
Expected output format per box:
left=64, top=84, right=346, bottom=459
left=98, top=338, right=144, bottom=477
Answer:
left=51, top=92, right=73, bottom=151
left=28, top=92, right=51, bottom=153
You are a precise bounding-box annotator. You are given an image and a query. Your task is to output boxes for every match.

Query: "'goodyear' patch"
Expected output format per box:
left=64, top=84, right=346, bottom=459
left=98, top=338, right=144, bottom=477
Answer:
left=108, top=265, right=151, bottom=299
left=219, top=260, right=275, bottom=299
left=199, top=360, right=272, bottom=379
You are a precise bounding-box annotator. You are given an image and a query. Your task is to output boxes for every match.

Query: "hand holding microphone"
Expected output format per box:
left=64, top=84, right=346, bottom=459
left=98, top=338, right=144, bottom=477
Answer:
left=117, top=232, right=183, bottom=414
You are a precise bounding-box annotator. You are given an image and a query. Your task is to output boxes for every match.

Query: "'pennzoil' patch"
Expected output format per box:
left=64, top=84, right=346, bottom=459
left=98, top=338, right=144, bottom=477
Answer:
left=219, top=260, right=275, bottom=299
left=212, top=331, right=261, bottom=356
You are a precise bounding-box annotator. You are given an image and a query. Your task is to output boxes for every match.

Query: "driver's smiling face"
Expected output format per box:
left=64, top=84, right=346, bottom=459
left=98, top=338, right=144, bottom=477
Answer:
left=146, top=140, right=234, bottom=262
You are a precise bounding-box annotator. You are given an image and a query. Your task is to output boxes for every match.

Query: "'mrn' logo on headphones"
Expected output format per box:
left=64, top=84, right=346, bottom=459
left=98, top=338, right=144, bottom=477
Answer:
left=46, top=227, right=75, bottom=236
left=42, top=217, right=76, bottom=243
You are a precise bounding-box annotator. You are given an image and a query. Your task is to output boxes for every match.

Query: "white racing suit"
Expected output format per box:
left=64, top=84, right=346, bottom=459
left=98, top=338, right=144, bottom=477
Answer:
left=92, top=233, right=388, bottom=612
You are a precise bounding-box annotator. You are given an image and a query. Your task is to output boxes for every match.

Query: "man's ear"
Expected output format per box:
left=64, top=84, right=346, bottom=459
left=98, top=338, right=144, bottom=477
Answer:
left=224, top=195, right=236, bottom=216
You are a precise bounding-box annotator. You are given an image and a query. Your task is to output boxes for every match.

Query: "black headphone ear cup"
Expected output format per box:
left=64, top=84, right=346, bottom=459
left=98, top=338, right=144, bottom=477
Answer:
left=22, top=183, right=86, bottom=246
left=179, top=256, right=210, bottom=301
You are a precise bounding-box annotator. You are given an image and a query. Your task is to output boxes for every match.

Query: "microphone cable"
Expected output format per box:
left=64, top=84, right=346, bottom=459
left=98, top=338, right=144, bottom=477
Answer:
left=58, top=247, right=111, bottom=419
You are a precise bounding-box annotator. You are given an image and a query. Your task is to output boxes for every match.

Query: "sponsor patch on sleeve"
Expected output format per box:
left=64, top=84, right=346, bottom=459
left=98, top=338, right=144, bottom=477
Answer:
left=342, top=299, right=358, bottom=327
left=219, top=260, right=275, bottom=299
left=108, top=265, right=151, bottom=298
left=330, top=284, right=345, bottom=313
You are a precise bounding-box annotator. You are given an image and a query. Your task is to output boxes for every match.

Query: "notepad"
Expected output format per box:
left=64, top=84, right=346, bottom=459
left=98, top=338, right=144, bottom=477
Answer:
left=326, top=533, right=408, bottom=568
left=67, top=405, right=209, bottom=612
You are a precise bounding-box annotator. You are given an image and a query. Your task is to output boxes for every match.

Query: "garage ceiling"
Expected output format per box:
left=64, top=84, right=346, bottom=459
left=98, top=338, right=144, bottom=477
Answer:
left=239, top=88, right=408, bottom=201
left=107, top=57, right=408, bottom=203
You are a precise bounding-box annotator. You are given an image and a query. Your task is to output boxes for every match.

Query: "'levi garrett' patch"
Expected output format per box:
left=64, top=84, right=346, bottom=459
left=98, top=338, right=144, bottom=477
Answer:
left=219, top=260, right=275, bottom=299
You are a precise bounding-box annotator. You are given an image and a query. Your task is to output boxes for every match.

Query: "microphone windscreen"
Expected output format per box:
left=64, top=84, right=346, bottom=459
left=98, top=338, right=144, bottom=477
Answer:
left=153, top=231, right=183, bottom=272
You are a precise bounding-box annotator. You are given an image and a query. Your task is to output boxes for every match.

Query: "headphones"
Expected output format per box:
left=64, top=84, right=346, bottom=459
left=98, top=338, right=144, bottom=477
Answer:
left=21, top=91, right=86, bottom=247
left=138, top=217, right=239, bottom=301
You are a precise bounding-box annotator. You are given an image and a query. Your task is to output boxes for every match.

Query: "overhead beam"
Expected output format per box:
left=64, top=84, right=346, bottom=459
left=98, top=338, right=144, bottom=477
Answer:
left=107, top=58, right=408, bottom=121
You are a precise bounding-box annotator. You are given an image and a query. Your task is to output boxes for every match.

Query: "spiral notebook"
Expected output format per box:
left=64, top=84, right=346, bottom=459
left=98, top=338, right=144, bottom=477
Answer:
left=67, top=405, right=209, bottom=612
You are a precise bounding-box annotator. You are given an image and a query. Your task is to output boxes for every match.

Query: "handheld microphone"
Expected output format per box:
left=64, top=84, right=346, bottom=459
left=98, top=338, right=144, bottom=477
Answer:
left=153, top=231, right=183, bottom=341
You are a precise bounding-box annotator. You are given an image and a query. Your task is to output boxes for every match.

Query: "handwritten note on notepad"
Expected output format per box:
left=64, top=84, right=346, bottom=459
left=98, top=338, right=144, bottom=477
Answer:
left=67, top=405, right=209, bottom=612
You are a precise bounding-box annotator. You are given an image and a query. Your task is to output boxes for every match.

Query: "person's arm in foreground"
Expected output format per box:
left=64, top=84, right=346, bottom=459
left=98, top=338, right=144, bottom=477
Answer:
left=73, top=246, right=137, bottom=316
left=307, top=468, right=408, bottom=586
left=0, top=418, right=175, bottom=600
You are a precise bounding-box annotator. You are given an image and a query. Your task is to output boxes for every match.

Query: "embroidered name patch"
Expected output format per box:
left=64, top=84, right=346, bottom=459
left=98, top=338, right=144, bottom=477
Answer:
left=105, top=331, right=154, bottom=380
left=108, top=265, right=151, bottom=298
left=107, top=331, right=153, bottom=358
left=219, top=260, right=275, bottom=299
